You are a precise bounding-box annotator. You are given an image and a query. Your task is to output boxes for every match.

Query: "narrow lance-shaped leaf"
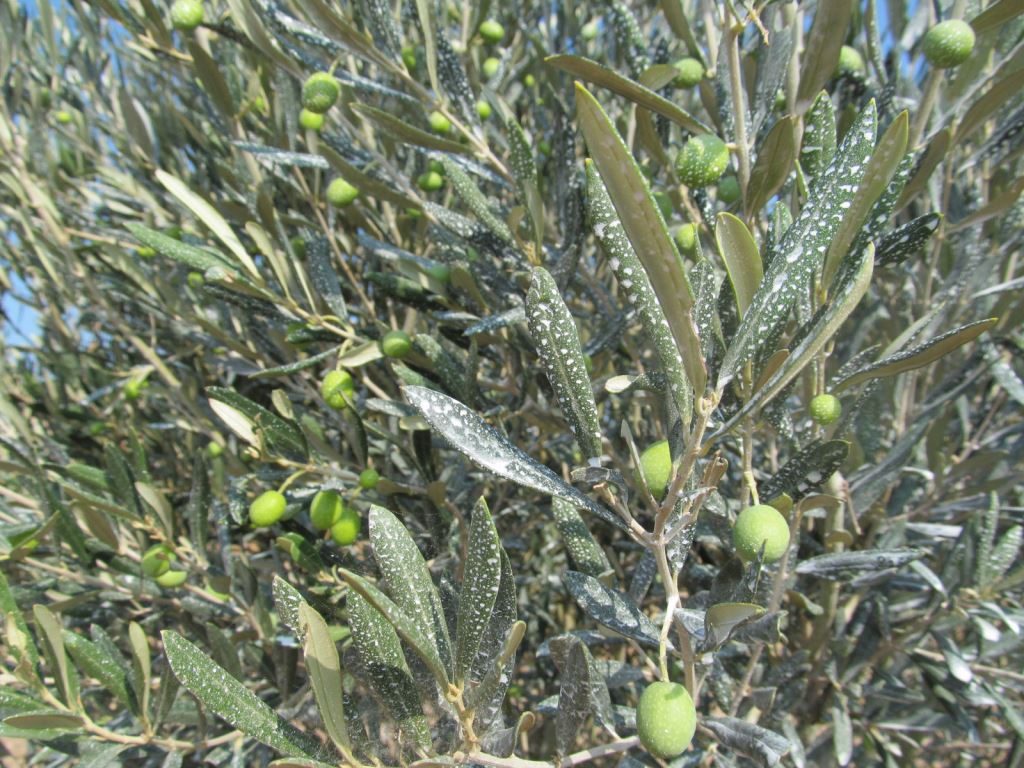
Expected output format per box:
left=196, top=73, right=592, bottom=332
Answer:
left=719, top=101, right=878, bottom=386
left=33, top=605, right=77, bottom=709
left=715, top=245, right=874, bottom=437
left=563, top=571, right=663, bottom=649
left=795, top=549, right=925, bottom=580
left=822, top=111, right=909, bottom=287
left=715, top=213, right=763, bottom=318
left=575, top=83, right=706, bottom=407
left=352, top=103, right=471, bottom=155
left=297, top=603, right=349, bottom=753
left=455, top=498, right=502, bottom=685
left=796, top=0, right=851, bottom=109
left=441, top=157, right=514, bottom=246
left=64, top=632, right=132, bottom=708
left=556, top=640, right=614, bottom=754
left=336, top=568, right=450, bottom=687
left=703, top=717, right=792, bottom=767
left=552, top=498, right=613, bottom=579
left=546, top=55, right=711, bottom=134
left=759, top=441, right=849, bottom=503
left=876, top=213, right=942, bottom=267
left=800, top=91, right=837, bottom=179
left=1, top=569, right=38, bottom=665
left=403, top=386, right=626, bottom=531
left=506, top=117, right=544, bottom=251
left=369, top=506, right=452, bottom=675
left=834, top=318, right=997, bottom=391
left=747, top=116, right=797, bottom=216
left=526, top=268, right=603, bottom=459
left=347, top=592, right=431, bottom=749
left=586, top=163, right=693, bottom=425
left=162, top=630, right=323, bottom=759
left=125, top=223, right=238, bottom=276
left=206, top=387, right=308, bottom=461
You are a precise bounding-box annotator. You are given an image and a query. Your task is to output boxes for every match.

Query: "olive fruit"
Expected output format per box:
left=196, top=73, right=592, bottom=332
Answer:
left=206, top=442, right=223, bottom=458
left=123, top=379, right=147, bottom=400
left=733, top=504, right=790, bottom=563
left=478, top=19, right=505, bottom=44
left=326, top=178, right=359, bottom=207
left=401, top=45, right=417, bottom=70
left=482, top=58, right=501, bottom=79
left=155, top=569, right=187, bottom=588
left=321, top=369, right=355, bottom=409
left=358, top=468, right=380, bottom=490
left=637, top=440, right=672, bottom=498
left=922, top=19, right=975, bottom=69
left=524, top=73, right=536, bottom=88
left=835, top=45, right=865, bottom=78
left=675, top=223, right=698, bottom=254
left=309, top=489, right=344, bottom=531
left=809, top=393, right=842, bottom=425
left=249, top=490, right=287, bottom=528
left=137, top=246, right=156, bottom=260
left=417, top=171, right=444, bottom=192
left=673, top=57, right=704, bottom=88
left=302, top=72, right=339, bottom=113
left=380, top=329, right=412, bottom=358
left=55, top=110, right=72, bottom=125
left=141, top=543, right=174, bottom=577
left=187, top=271, right=204, bottom=288
left=428, top=111, right=452, bottom=134
left=298, top=108, right=325, bottom=131
left=636, top=681, right=697, bottom=759
left=581, top=21, right=599, bottom=40
left=170, top=0, right=204, bottom=31
left=717, top=175, right=741, bottom=204
left=476, top=99, right=492, bottom=120
left=676, top=133, right=730, bottom=188
left=330, top=504, right=362, bottom=545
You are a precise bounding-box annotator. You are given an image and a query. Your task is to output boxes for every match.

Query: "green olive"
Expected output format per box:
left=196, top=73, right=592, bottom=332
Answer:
left=637, top=440, right=672, bottom=498
left=249, top=490, right=287, bottom=528
left=733, top=504, right=790, bottom=563
left=309, top=489, right=344, bottom=531
left=321, top=369, right=355, bottom=410
left=636, top=681, right=697, bottom=758
left=302, top=72, right=340, bottom=113
left=326, top=178, right=359, bottom=207
left=330, top=504, right=362, bottom=545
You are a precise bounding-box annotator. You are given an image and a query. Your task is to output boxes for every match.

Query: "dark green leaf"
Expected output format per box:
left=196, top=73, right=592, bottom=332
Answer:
left=552, top=498, right=613, bottom=580
left=794, top=549, right=925, bottom=581
left=703, top=716, right=792, bottom=767
left=563, top=571, right=662, bottom=649
left=455, top=498, right=501, bottom=685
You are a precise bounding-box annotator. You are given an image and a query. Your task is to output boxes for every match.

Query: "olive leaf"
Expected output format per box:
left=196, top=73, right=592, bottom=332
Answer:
left=552, top=498, right=613, bottom=580
left=759, top=440, right=850, bottom=503
left=369, top=506, right=452, bottom=675
left=719, top=100, right=877, bottom=386
left=455, top=498, right=502, bottom=685
left=715, top=212, right=762, bottom=319
left=562, top=571, right=663, bottom=649
left=794, top=549, right=926, bottom=581
left=298, top=603, right=349, bottom=753
left=403, top=386, right=626, bottom=531
left=163, top=630, right=324, bottom=759
left=526, top=267, right=603, bottom=459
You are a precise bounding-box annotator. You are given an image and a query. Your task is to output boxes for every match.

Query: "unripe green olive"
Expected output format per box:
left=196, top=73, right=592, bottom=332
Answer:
left=298, top=108, right=325, bottom=131
left=538, top=138, right=551, bottom=156
left=835, top=45, right=865, bottom=78
left=581, top=20, right=599, bottom=40
left=358, top=468, right=380, bottom=490
left=207, top=441, right=223, bottom=458
left=302, top=72, right=340, bottom=113
left=425, top=263, right=451, bottom=283
left=733, top=504, right=790, bottom=563
left=809, top=393, right=842, bottom=425
left=417, top=171, right=444, bottom=192
left=137, top=246, right=156, bottom=260
left=675, top=223, right=698, bottom=254
left=155, top=569, right=187, bottom=588
left=673, top=57, right=704, bottom=88
left=676, top=133, right=730, bottom=189
left=428, top=111, right=452, bottom=134
left=380, top=329, right=412, bottom=358
left=141, top=543, right=174, bottom=578
left=636, top=681, right=697, bottom=759
left=55, top=110, right=72, bottom=125
left=637, top=440, right=672, bottom=498
left=187, top=271, right=204, bottom=289
left=922, top=19, right=975, bottom=69
left=330, top=504, right=362, bottom=545
left=482, top=58, right=501, bottom=79
left=321, top=369, right=355, bottom=409
left=249, top=490, right=287, bottom=528
left=476, top=99, right=492, bottom=120
left=478, top=19, right=505, bottom=44
left=717, top=175, right=741, bottom=204
left=524, top=73, right=536, bottom=88
left=123, top=378, right=147, bottom=400
left=309, top=489, right=344, bottom=531
left=326, top=178, right=359, bottom=207
left=401, top=45, right=417, bottom=70
left=169, top=0, right=204, bottom=31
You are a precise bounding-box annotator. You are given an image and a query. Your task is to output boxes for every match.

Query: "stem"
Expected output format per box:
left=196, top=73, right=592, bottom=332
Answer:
left=464, top=737, right=640, bottom=768
left=910, top=72, right=942, bottom=148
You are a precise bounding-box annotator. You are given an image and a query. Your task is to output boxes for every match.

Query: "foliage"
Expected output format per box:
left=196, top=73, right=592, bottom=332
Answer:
left=1, top=0, right=1023, bottom=766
